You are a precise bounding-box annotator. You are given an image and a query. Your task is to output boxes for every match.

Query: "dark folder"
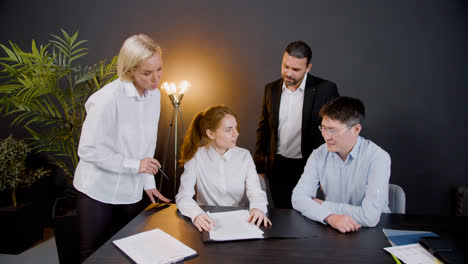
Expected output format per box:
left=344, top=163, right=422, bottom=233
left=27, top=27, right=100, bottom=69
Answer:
left=202, top=227, right=310, bottom=243
left=202, top=209, right=316, bottom=242
left=419, top=237, right=465, bottom=264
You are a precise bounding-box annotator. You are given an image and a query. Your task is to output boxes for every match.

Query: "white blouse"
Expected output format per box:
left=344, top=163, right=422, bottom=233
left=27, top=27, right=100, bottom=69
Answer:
left=176, top=145, right=268, bottom=221
left=73, top=78, right=160, bottom=204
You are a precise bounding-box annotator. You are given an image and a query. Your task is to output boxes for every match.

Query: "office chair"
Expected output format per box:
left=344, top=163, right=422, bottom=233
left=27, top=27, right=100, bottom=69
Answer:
left=456, top=185, right=468, bottom=216
left=388, top=184, right=406, bottom=214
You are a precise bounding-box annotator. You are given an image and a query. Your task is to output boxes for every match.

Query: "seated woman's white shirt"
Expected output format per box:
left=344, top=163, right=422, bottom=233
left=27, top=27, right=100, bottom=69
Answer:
left=176, top=145, right=268, bottom=221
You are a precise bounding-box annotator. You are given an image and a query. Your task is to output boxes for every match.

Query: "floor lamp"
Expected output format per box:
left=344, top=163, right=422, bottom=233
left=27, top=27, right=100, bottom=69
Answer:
left=159, top=81, right=190, bottom=197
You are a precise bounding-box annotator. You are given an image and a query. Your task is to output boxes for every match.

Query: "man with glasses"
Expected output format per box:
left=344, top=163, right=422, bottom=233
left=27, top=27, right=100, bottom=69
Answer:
left=292, top=96, right=391, bottom=233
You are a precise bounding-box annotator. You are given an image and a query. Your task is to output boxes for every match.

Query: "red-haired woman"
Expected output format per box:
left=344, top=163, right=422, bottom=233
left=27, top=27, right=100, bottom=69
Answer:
left=175, top=105, right=271, bottom=232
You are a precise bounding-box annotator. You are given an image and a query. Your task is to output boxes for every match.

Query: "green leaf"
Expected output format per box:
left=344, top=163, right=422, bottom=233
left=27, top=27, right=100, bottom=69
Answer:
left=70, top=52, right=87, bottom=62
left=31, top=40, right=40, bottom=57
left=0, top=43, right=18, bottom=62
left=50, top=34, right=69, bottom=50
left=71, top=39, right=88, bottom=50
left=60, top=29, right=72, bottom=43
left=0, top=62, right=18, bottom=75
left=70, top=31, right=78, bottom=46
left=71, top=47, right=88, bottom=56
left=39, top=43, right=52, bottom=58
left=10, top=41, right=25, bottom=63
left=49, top=40, right=69, bottom=56
left=0, top=83, right=21, bottom=94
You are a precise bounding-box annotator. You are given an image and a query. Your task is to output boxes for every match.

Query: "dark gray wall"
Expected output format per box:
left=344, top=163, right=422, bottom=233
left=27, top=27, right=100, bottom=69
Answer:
left=1, top=0, right=467, bottom=215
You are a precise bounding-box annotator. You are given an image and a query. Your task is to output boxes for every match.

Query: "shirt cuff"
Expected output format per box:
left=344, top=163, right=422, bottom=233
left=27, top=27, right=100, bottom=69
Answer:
left=189, top=207, right=206, bottom=222
left=143, top=174, right=156, bottom=190
left=303, top=204, right=333, bottom=225
left=249, top=203, right=268, bottom=214
left=319, top=201, right=336, bottom=224
left=122, top=158, right=140, bottom=173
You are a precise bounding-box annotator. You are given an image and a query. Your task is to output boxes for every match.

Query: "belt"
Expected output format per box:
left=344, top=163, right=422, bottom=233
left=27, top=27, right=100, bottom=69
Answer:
left=274, top=154, right=303, bottom=162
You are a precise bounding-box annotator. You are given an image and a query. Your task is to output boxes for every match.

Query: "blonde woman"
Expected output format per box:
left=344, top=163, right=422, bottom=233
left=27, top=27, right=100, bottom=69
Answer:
left=176, top=105, right=271, bottom=232
left=73, top=34, right=170, bottom=262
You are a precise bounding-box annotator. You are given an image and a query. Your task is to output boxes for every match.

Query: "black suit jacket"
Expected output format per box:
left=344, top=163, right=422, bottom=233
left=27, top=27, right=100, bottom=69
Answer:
left=254, top=73, right=339, bottom=174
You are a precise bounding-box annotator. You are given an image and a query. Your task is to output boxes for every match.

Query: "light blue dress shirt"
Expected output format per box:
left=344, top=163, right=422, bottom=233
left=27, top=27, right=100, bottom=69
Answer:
left=292, top=136, right=391, bottom=227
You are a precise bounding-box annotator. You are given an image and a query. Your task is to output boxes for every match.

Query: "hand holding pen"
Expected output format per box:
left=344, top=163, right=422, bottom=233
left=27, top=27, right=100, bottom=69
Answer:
left=140, top=157, right=171, bottom=203
left=139, top=157, right=161, bottom=175
left=138, top=157, right=169, bottom=180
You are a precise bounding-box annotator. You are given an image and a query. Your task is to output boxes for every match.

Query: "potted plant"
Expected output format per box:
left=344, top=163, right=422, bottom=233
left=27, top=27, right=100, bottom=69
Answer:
left=0, top=29, right=118, bottom=262
left=0, top=135, right=50, bottom=254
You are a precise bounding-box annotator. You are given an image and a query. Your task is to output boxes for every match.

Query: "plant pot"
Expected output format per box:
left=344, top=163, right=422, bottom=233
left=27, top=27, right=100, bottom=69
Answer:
left=52, top=197, right=79, bottom=264
left=0, top=202, right=43, bottom=254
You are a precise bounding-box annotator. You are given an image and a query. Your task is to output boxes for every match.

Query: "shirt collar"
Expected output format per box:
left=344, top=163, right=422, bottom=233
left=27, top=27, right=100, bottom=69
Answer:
left=207, top=144, right=233, bottom=161
left=282, top=73, right=308, bottom=93
left=330, top=136, right=362, bottom=162
left=347, top=136, right=362, bottom=161
left=122, top=79, right=152, bottom=101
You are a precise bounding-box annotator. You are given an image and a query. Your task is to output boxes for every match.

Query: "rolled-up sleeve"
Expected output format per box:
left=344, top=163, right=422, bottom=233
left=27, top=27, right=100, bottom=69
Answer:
left=292, top=150, right=333, bottom=224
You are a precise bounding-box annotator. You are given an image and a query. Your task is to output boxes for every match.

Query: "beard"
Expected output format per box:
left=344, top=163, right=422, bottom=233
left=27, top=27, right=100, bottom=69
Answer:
left=282, top=74, right=303, bottom=87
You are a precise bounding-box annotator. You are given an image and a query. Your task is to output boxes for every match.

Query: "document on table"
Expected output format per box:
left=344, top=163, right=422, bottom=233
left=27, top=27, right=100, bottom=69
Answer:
left=113, top=228, right=197, bottom=264
left=207, top=210, right=264, bottom=241
left=384, top=244, right=441, bottom=264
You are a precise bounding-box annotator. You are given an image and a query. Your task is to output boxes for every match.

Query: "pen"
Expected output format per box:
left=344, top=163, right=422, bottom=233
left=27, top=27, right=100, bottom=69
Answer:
left=158, top=167, right=169, bottom=180
left=390, top=253, right=401, bottom=264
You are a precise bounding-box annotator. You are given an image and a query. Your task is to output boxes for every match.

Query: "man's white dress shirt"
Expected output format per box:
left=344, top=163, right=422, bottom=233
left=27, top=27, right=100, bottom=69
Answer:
left=277, top=73, right=308, bottom=159
left=74, top=78, right=160, bottom=204
left=176, top=145, right=268, bottom=221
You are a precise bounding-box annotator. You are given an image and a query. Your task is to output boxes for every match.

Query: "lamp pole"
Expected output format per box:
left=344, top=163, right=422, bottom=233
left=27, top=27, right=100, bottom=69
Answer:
left=160, top=81, right=189, bottom=197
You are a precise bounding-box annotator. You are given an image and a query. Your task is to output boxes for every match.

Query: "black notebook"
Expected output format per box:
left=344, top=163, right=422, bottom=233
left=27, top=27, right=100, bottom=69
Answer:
left=419, top=237, right=465, bottom=264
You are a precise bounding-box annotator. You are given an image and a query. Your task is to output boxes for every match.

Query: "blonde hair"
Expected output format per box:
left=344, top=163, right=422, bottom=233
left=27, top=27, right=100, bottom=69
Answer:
left=117, top=34, right=162, bottom=82
left=179, top=105, right=240, bottom=166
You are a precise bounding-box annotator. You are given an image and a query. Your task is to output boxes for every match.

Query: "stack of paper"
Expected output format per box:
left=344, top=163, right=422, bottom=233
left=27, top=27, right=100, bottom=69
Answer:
left=384, top=244, right=441, bottom=264
left=208, top=210, right=264, bottom=241
left=382, top=229, right=442, bottom=264
left=113, top=228, right=197, bottom=264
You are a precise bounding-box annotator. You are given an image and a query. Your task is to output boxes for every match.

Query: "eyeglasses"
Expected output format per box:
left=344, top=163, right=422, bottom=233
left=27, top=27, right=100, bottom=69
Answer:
left=318, top=125, right=354, bottom=136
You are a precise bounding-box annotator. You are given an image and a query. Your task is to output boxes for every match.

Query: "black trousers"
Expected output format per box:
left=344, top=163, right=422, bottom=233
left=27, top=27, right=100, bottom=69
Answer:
left=268, top=154, right=307, bottom=209
left=77, top=191, right=143, bottom=263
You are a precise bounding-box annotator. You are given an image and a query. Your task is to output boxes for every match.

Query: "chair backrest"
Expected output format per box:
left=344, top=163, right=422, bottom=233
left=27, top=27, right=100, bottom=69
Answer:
left=456, top=185, right=468, bottom=216
left=388, top=184, right=406, bottom=214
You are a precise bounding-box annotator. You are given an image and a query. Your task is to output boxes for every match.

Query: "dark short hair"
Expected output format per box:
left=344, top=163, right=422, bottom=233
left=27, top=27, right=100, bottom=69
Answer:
left=319, top=97, right=365, bottom=126
left=284, top=41, right=312, bottom=65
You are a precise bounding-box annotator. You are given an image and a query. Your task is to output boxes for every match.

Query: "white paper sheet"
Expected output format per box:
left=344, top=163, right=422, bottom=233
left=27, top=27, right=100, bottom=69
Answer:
left=113, top=228, right=197, bottom=264
left=208, top=210, right=264, bottom=241
left=384, top=243, right=441, bottom=264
